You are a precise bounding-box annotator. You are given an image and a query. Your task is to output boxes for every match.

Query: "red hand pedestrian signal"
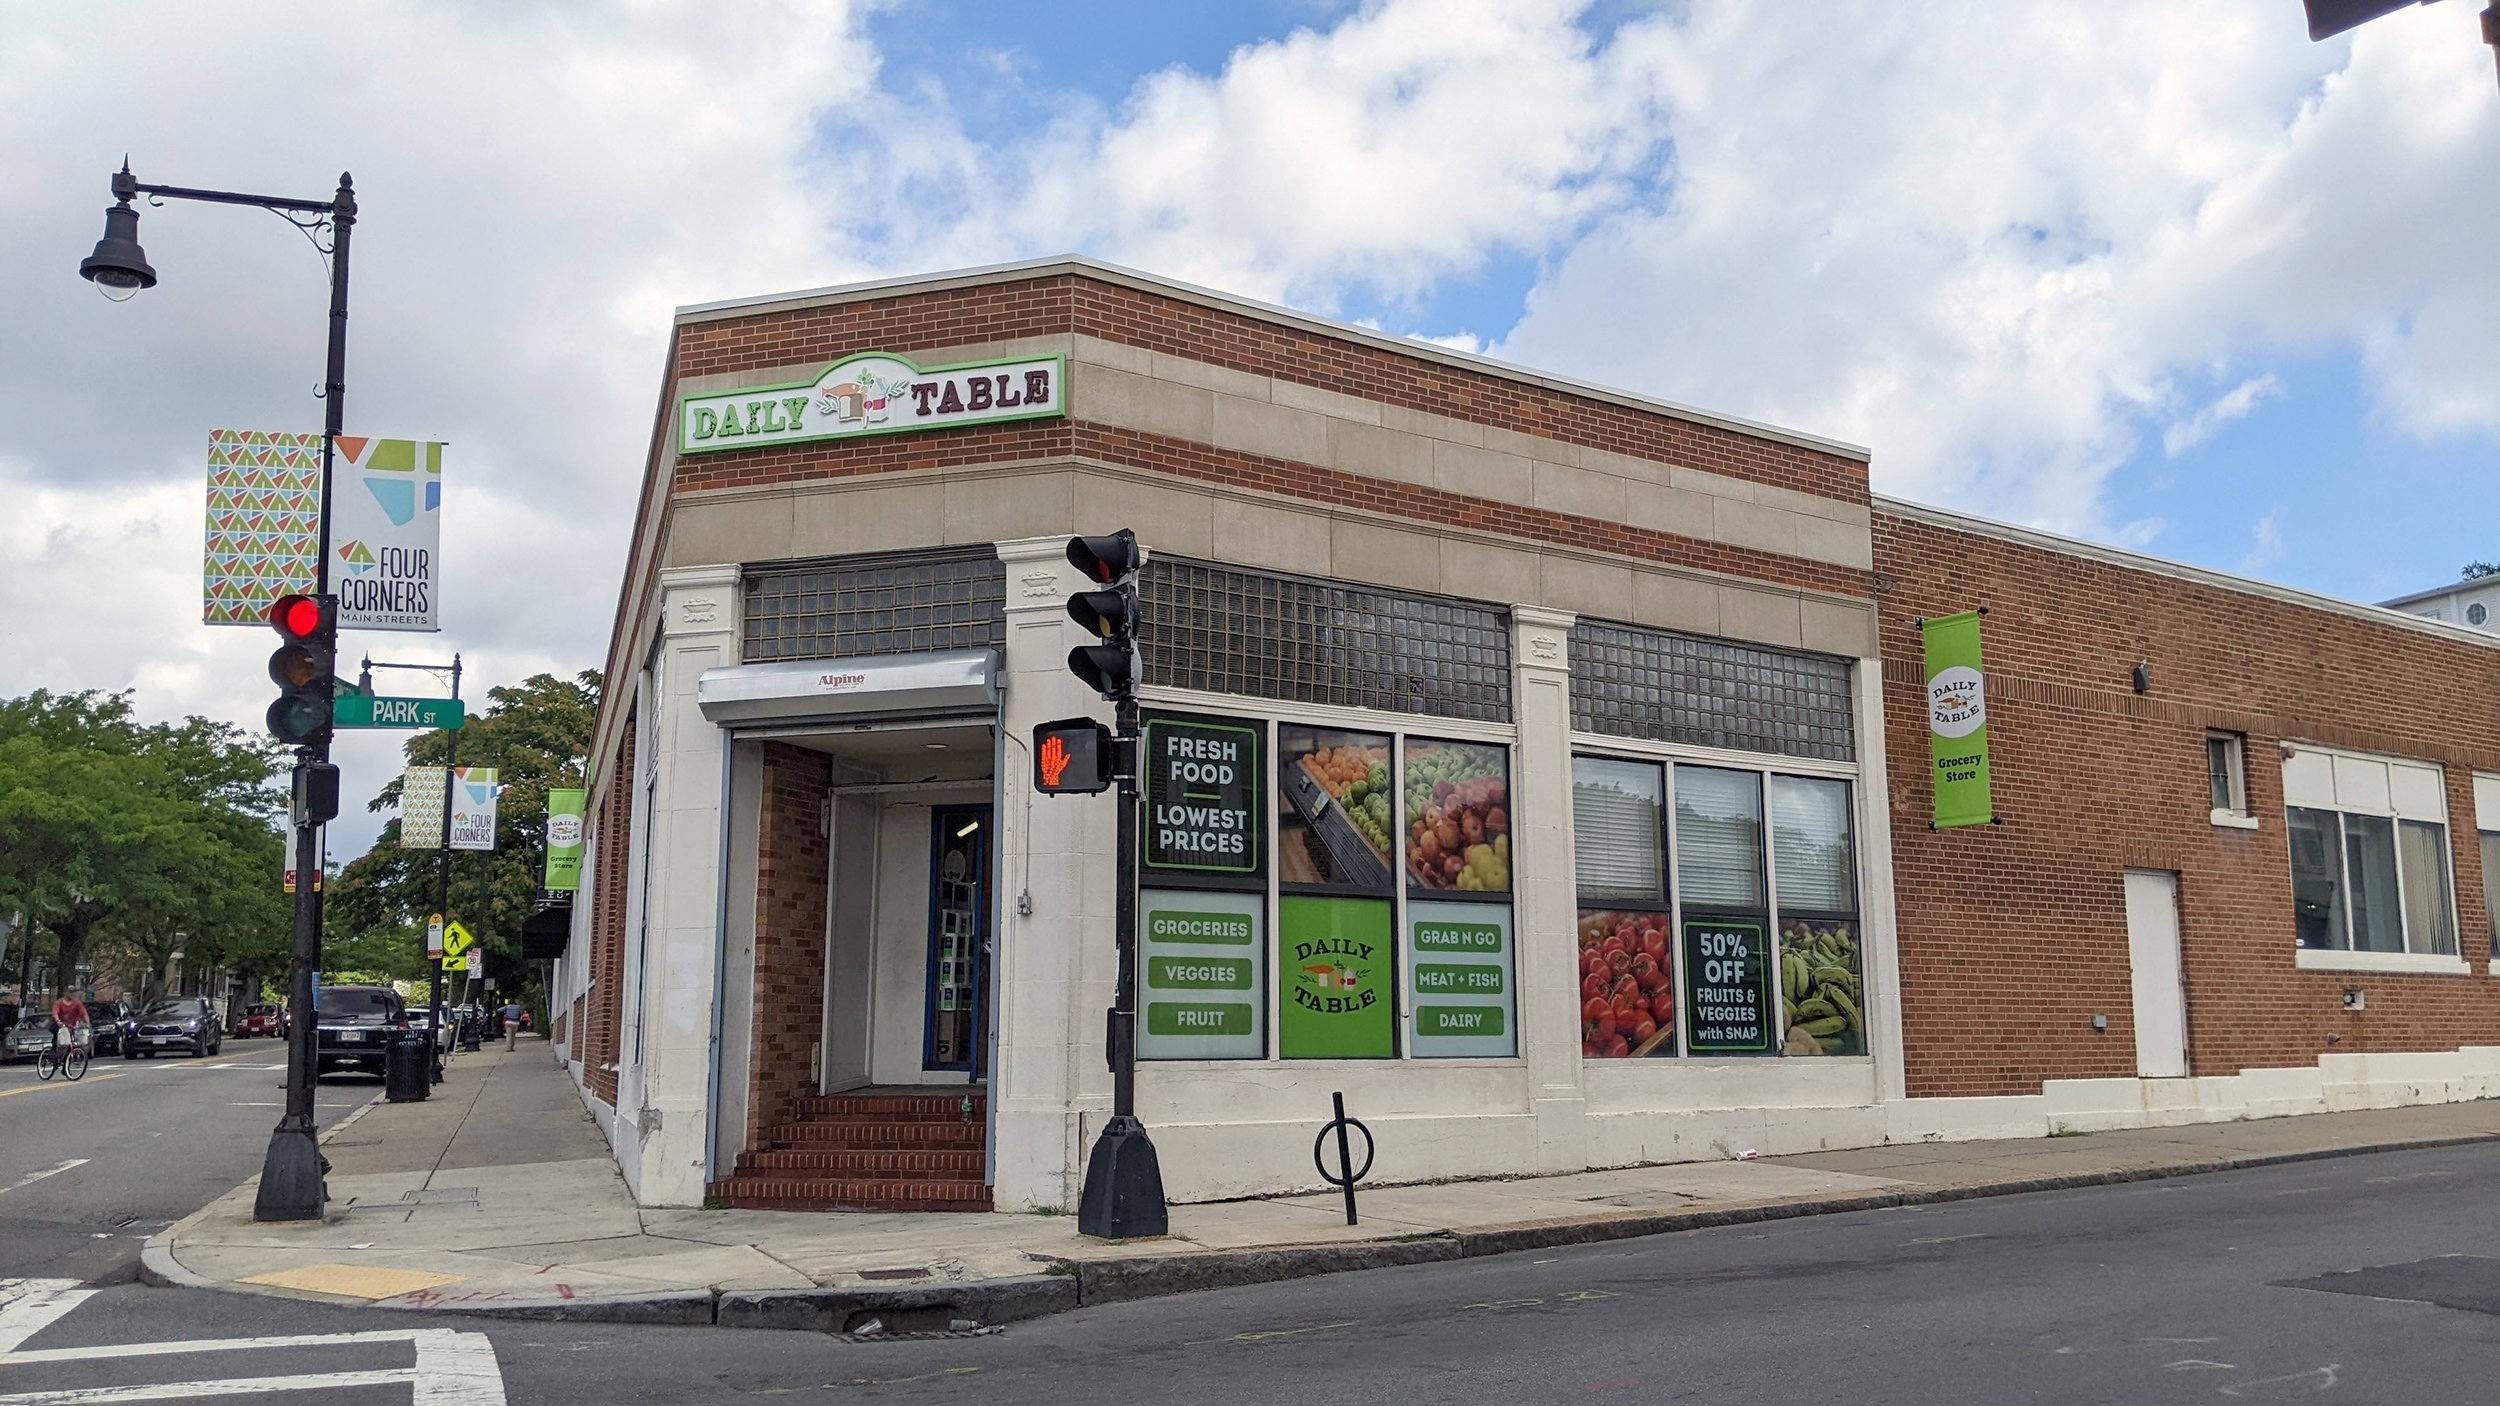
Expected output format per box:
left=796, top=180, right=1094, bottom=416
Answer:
left=1040, top=733, right=1071, bottom=788
left=1032, top=718, right=1112, bottom=795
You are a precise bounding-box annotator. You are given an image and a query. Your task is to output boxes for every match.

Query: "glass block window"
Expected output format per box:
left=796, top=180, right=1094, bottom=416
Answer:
left=741, top=549, right=1005, bottom=662
left=1141, top=558, right=1511, bottom=723
left=1570, top=618, right=1854, bottom=762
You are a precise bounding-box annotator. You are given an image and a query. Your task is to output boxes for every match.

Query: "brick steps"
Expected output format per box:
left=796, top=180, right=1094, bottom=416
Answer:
left=709, top=1176, right=992, bottom=1212
left=714, top=1090, right=991, bottom=1212
left=736, top=1148, right=984, bottom=1177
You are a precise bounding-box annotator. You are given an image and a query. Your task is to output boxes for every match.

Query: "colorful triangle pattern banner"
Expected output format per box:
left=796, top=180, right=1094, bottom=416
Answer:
left=202, top=428, right=322, bottom=627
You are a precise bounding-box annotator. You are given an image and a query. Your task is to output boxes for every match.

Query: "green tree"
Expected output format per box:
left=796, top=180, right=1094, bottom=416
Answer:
left=2464, top=561, right=2498, bottom=580
left=0, top=691, right=291, bottom=1004
left=328, top=672, right=599, bottom=998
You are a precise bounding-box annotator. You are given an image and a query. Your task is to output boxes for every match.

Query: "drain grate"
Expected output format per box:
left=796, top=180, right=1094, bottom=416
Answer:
left=856, top=1268, right=931, bottom=1282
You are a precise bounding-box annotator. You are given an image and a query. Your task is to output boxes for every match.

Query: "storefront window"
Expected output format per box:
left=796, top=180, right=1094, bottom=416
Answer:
left=1138, top=712, right=1267, bottom=1060
left=1772, top=776, right=1864, bottom=1058
left=1278, top=725, right=1397, bottom=1058
left=1574, top=757, right=1674, bottom=1060
left=1404, top=738, right=1515, bottom=1056
left=1676, top=767, right=1772, bottom=1056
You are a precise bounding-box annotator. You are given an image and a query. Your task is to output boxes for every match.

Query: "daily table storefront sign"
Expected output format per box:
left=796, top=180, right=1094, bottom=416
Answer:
left=677, top=351, right=1063, bottom=455
left=1921, top=610, right=1996, bottom=828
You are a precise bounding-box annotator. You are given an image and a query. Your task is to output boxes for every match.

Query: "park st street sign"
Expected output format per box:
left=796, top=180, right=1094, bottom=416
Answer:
left=334, top=694, right=465, bottom=730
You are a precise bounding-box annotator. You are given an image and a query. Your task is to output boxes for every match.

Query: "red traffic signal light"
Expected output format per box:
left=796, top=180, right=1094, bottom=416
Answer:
left=266, top=593, right=335, bottom=747
left=1067, top=529, right=1141, bottom=584
left=1033, top=717, right=1114, bottom=795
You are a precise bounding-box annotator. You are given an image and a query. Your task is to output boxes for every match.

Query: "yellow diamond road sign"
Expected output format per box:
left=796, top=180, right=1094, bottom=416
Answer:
left=441, top=920, right=475, bottom=959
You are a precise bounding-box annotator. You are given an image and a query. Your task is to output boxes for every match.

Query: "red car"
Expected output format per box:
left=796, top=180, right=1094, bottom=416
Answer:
left=233, top=1003, right=287, bottom=1038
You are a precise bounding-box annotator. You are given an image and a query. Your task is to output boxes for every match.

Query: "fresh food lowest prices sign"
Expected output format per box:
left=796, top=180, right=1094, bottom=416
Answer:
left=678, top=351, right=1063, bottom=455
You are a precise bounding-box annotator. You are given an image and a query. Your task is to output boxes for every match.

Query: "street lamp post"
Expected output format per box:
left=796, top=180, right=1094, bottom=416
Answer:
left=81, top=161, right=358, bottom=1222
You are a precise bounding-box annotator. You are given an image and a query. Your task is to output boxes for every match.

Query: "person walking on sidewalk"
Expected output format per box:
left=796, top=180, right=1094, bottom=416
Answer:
left=500, top=999, right=524, bottom=1051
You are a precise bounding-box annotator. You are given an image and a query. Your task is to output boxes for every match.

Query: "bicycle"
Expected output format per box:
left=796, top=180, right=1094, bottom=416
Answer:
left=35, top=1034, right=90, bottom=1082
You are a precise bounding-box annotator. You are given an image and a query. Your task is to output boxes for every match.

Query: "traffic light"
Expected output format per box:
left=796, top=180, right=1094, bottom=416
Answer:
left=266, top=593, right=335, bottom=747
left=1032, top=717, right=1114, bottom=795
left=1066, top=530, right=1141, bottom=701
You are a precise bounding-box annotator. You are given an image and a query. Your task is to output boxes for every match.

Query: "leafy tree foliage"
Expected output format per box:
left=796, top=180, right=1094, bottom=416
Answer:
left=0, top=691, right=290, bottom=1004
left=2464, top=561, right=2498, bottom=580
left=328, top=672, right=599, bottom=1001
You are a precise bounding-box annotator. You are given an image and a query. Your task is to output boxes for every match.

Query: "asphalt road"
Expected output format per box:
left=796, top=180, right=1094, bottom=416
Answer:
left=7, top=1139, right=2500, bottom=1402
left=0, top=1035, right=374, bottom=1283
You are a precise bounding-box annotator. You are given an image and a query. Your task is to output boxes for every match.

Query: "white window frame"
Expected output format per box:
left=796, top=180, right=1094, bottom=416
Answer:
left=2476, top=772, right=2500, bottom=977
left=2207, top=731, right=2255, bottom=829
left=2282, top=743, right=2466, bottom=975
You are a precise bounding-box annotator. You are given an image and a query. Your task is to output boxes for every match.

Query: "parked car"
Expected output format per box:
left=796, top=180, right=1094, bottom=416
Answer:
left=128, top=997, right=223, bottom=1058
left=233, top=1003, right=286, bottom=1039
left=2, top=1016, right=54, bottom=1063
left=314, top=985, right=406, bottom=1078
left=85, top=1001, right=127, bottom=1057
left=403, top=1006, right=455, bottom=1054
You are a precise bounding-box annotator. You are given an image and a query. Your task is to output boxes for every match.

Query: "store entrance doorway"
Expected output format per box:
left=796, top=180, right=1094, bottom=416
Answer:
left=2123, top=869, right=2189, bottom=1079
left=923, top=803, right=992, bottom=1079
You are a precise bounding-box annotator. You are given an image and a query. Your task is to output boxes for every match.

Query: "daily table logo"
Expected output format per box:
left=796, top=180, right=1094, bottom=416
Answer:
left=679, top=350, right=1064, bottom=455
left=1927, top=665, right=1987, bottom=739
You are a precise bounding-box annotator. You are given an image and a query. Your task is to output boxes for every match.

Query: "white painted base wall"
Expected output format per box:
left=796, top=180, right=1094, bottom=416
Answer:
left=1023, top=1044, right=2500, bottom=1210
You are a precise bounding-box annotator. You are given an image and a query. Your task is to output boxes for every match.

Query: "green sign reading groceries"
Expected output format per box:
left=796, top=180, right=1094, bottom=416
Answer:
left=1137, top=890, right=1263, bottom=1059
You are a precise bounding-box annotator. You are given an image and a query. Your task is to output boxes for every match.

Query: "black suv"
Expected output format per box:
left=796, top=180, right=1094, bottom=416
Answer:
left=129, top=997, right=222, bottom=1058
left=86, top=1001, right=127, bottom=1056
left=315, top=985, right=406, bottom=1078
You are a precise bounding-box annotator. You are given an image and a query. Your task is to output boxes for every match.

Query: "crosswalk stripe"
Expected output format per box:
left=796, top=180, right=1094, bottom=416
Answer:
left=0, top=1282, right=96, bottom=1355
left=0, top=1327, right=505, bottom=1405
left=0, top=1164, right=87, bottom=1198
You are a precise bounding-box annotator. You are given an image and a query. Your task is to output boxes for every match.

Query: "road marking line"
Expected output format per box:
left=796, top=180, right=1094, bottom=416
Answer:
left=0, top=1077, right=122, bottom=1101
left=0, top=1328, right=505, bottom=1405
left=0, top=1280, right=96, bottom=1354
left=0, top=1162, right=88, bottom=1198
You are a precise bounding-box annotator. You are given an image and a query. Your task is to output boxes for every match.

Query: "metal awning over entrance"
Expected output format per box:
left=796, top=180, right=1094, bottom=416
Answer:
left=695, top=648, right=999, bottom=727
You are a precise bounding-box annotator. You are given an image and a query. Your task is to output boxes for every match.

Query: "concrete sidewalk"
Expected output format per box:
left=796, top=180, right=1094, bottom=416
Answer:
left=146, top=1042, right=2500, bottom=1330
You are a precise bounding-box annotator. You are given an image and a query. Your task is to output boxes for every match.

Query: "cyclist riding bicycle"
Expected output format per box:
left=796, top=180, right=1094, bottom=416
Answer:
left=49, top=992, right=90, bottom=1053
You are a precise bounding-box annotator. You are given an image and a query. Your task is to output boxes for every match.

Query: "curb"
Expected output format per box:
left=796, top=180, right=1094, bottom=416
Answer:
left=138, top=1128, right=2497, bottom=1329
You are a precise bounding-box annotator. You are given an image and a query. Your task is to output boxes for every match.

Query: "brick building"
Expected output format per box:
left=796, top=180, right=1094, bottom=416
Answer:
left=554, top=257, right=2500, bottom=1213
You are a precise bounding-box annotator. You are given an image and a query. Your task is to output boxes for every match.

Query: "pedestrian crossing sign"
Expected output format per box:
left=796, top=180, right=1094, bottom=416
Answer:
left=441, top=920, right=475, bottom=959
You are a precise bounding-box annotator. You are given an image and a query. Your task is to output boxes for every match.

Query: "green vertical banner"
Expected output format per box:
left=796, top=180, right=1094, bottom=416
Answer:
left=544, top=788, right=587, bottom=891
left=1922, top=610, right=1995, bottom=828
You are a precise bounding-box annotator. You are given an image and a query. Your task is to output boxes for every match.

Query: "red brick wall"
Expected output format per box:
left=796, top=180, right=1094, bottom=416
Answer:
left=1878, top=510, right=2500, bottom=1098
left=582, top=710, right=637, bottom=1108
left=747, top=743, right=833, bottom=1150
left=666, top=272, right=1871, bottom=598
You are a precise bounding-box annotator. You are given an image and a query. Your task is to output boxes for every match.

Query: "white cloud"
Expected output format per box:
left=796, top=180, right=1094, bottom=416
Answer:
left=2113, top=516, right=2170, bottom=550
left=2241, top=505, right=2288, bottom=576
left=1494, top=1, right=2499, bottom=534
left=2164, top=374, right=2284, bottom=457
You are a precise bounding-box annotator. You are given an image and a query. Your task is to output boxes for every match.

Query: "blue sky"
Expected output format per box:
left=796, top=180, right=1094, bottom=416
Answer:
left=3, top=0, right=2495, bottom=859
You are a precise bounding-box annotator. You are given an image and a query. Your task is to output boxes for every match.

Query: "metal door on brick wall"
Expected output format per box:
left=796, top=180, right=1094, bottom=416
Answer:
left=922, top=804, right=991, bottom=1078
left=2124, top=870, right=2189, bottom=1079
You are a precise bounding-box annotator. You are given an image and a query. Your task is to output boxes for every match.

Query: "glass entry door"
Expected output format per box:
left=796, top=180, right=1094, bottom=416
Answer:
left=923, top=804, right=991, bottom=1077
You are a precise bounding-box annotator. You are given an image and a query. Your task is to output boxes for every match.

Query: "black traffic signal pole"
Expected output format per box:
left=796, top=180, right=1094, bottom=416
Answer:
left=1065, top=529, right=1168, bottom=1240
left=88, top=167, right=356, bottom=1221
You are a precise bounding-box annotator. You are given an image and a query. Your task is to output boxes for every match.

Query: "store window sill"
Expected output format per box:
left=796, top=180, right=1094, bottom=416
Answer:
left=2209, top=809, right=2260, bottom=831
left=2294, top=948, right=2470, bottom=975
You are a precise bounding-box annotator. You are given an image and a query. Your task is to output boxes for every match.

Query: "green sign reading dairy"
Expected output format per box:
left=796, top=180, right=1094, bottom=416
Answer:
left=1405, top=899, right=1514, bottom=1057
left=677, top=350, right=1065, bottom=456
left=1138, top=890, right=1263, bottom=1060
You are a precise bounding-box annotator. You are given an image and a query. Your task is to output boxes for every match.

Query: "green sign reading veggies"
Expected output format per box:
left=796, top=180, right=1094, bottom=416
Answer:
left=1143, top=716, right=1263, bottom=879
left=1279, top=895, right=1394, bottom=1058
left=1138, top=890, right=1263, bottom=1059
left=1922, top=610, right=1995, bottom=829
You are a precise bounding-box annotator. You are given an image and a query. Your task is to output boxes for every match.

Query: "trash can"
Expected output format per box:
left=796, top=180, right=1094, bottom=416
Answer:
left=385, top=1033, right=431, bottom=1102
